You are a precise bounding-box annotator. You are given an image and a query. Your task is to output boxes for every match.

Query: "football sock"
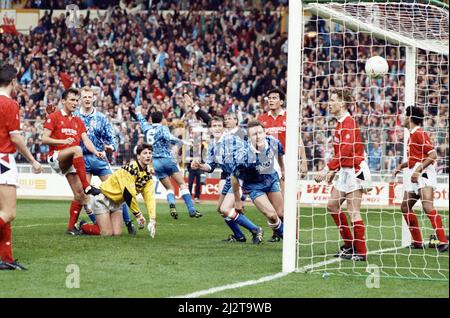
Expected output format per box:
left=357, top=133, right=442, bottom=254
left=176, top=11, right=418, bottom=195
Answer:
left=122, top=204, right=131, bottom=223
left=68, top=201, right=82, bottom=230
left=330, top=210, right=354, bottom=247
left=402, top=210, right=423, bottom=244
left=84, top=205, right=96, bottom=224
left=228, top=209, right=259, bottom=232
left=427, top=210, right=448, bottom=243
left=72, top=156, right=90, bottom=189
left=81, top=223, right=101, bottom=235
left=180, top=188, right=196, bottom=214
left=268, top=217, right=284, bottom=238
left=224, top=218, right=245, bottom=239
left=0, top=221, right=13, bottom=263
left=352, top=220, right=367, bottom=256
left=166, top=189, right=176, bottom=206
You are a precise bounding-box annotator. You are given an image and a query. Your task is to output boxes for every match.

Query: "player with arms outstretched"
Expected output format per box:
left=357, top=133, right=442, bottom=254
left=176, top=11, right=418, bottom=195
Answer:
left=135, top=109, right=201, bottom=219
left=0, top=64, right=43, bottom=270
left=315, top=88, right=372, bottom=261
left=73, top=86, right=136, bottom=235
left=393, top=106, right=448, bottom=252
left=79, top=144, right=155, bottom=237
left=42, top=88, right=104, bottom=235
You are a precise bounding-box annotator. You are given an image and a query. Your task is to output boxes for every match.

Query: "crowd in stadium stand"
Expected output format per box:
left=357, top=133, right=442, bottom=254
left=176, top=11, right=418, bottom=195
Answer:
left=1, top=2, right=448, bottom=175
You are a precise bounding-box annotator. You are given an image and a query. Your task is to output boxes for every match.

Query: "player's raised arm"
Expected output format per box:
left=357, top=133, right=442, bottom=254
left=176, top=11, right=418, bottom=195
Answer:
left=134, top=106, right=152, bottom=132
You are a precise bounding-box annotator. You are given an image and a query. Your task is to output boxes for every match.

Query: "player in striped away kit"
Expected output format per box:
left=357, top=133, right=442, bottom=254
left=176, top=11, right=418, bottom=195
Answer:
left=233, top=120, right=286, bottom=241
left=259, top=88, right=308, bottom=242
left=135, top=108, right=202, bottom=219
left=394, top=106, right=448, bottom=252
left=73, top=86, right=136, bottom=235
left=315, top=88, right=372, bottom=261
left=191, top=116, right=264, bottom=244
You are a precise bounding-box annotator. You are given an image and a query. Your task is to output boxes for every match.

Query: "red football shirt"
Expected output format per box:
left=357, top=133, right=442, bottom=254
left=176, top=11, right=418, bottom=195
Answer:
left=0, top=93, right=20, bottom=154
left=44, top=109, right=86, bottom=156
left=259, top=109, right=286, bottom=149
left=327, top=112, right=365, bottom=171
left=407, top=126, right=435, bottom=168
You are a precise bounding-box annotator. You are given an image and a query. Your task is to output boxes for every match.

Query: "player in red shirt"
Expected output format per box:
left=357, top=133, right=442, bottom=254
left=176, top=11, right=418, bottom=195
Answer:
left=315, top=88, right=372, bottom=261
left=393, top=106, right=448, bottom=252
left=0, top=64, right=43, bottom=270
left=258, top=88, right=308, bottom=242
left=42, top=88, right=104, bottom=235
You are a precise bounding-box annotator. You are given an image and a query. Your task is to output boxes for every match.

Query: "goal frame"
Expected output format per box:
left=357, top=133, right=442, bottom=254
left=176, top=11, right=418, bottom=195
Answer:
left=283, top=0, right=449, bottom=273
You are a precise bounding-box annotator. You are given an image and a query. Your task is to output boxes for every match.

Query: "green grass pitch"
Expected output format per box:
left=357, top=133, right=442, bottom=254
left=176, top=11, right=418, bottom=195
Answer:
left=0, top=199, right=447, bottom=298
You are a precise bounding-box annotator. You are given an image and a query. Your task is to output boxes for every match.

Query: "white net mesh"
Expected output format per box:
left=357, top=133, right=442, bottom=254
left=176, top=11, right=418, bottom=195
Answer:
left=297, top=0, right=449, bottom=281
left=306, top=1, right=449, bottom=54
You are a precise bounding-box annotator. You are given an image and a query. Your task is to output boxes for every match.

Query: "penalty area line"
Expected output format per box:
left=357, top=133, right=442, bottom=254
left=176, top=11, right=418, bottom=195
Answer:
left=170, top=272, right=289, bottom=298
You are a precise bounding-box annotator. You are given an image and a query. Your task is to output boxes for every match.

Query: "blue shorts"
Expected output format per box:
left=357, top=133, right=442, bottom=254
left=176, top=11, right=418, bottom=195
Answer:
left=153, top=157, right=179, bottom=180
left=221, top=178, right=234, bottom=196
left=242, top=175, right=281, bottom=201
left=84, top=154, right=112, bottom=177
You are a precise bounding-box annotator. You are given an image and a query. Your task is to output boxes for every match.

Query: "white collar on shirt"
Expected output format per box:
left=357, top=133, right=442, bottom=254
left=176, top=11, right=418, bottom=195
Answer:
left=0, top=91, right=11, bottom=98
left=80, top=107, right=96, bottom=116
left=410, top=126, right=420, bottom=134
left=338, top=111, right=351, bottom=123
left=269, top=109, right=286, bottom=118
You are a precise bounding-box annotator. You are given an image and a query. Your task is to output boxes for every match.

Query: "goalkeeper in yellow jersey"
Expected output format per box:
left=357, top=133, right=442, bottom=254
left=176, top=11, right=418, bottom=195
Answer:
left=79, top=143, right=157, bottom=237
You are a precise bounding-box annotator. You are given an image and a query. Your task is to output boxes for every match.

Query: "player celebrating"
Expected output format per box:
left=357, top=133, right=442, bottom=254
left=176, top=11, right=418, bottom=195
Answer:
left=393, top=106, right=448, bottom=252
left=73, top=86, right=136, bottom=235
left=0, top=64, right=43, bottom=270
left=79, top=144, right=154, bottom=237
left=42, top=88, right=104, bottom=235
left=135, top=108, right=201, bottom=219
left=191, top=116, right=264, bottom=244
left=233, top=120, right=285, bottom=240
left=314, top=88, right=372, bottom=262
left=258, top=88, right=308, bottom=242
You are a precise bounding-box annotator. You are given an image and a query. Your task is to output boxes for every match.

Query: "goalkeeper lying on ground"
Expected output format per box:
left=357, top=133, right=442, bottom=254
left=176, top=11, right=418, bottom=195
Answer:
left=79, top=143, right=157, bottom=237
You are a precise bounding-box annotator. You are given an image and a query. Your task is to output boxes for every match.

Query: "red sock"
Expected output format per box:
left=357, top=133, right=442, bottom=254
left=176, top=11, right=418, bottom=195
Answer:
left=352, top=220, right=367, bottom=256
left=0, top=222, right=14, bottom=263
left=68, top=201, right=82, bottom=230
left=81, top=223, right=101, bottom=235
left=72, top=156, right=90, bottom=189
left=330, top=210, right=353, bottom=247
left=402, top=210, right=423, bottom=244
left=427, top=210, right=448, bottom=243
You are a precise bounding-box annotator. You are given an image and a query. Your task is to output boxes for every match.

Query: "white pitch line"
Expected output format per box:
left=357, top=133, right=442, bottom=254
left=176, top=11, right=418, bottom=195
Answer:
left=12, top=223, right=67, bottom=229
left=170, top=272, right=289, bottom=298
left=171, top=245, right=404, bottom=298
left=297, top=246, right=401, bottom=273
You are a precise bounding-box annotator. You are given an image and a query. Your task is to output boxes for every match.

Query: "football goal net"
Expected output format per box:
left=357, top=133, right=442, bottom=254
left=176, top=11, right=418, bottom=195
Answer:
left=283, top=0, right=449, bottom=281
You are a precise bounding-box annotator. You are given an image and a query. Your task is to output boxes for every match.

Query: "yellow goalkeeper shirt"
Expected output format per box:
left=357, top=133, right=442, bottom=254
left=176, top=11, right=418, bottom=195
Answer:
left=100, top=161, right=156, bottom=219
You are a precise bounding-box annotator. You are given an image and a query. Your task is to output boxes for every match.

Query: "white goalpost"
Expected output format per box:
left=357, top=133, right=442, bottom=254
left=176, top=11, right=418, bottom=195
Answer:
left=284, top=0, right=449, bottom=280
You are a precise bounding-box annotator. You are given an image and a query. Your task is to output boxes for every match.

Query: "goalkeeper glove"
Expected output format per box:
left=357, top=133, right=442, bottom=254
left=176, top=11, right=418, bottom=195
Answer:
left=147, top=218, right=156, bottom=238
left=135, top=212, right=146, bottom=229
